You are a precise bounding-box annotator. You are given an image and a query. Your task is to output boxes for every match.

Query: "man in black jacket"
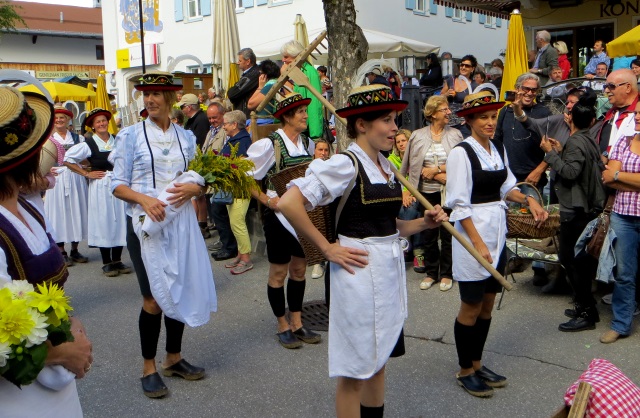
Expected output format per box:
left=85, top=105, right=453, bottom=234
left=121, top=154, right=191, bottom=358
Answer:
left=228, top=48, right=260, bottom=118
left=179, top=93, right=209, bottom=148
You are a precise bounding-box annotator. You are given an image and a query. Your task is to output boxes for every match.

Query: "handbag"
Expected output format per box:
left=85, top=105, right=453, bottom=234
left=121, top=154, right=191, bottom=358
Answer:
left=211, top=190, right=233, bottom=205
left=586, top=195, right=615, bottom=259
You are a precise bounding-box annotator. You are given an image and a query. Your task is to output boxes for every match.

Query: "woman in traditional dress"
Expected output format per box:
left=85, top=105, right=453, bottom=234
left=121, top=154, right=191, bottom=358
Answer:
left=446, top=92, right=547, bottom=397
left=246, top=92, right=321, bottom=349
left=401, top=95, right=463, bottom=291
left=63, top=108, right=131, bottom=277
left=110, top=72, right=217, bottom=398
left=0, top=87, right=93, bottom=417
left=44, top=106, right=89, bottom=266
left=278, top=85, right=447, bottom=417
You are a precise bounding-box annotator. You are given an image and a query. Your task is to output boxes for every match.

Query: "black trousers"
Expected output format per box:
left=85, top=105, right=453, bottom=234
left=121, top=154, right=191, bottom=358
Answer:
left=418, top=191, right=453, bottom=280
left=211, top=202, right=237, bottom=253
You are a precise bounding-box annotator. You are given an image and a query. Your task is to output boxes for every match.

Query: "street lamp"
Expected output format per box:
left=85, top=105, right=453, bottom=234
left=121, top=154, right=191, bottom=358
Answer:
left=403, top=55, right=416, bottom=78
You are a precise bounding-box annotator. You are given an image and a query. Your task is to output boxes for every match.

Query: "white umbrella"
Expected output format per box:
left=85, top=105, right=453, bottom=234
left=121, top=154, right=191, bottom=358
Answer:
left=212, top=0, right=241, bottom=94
left=253, top=28, right=439, bottom=64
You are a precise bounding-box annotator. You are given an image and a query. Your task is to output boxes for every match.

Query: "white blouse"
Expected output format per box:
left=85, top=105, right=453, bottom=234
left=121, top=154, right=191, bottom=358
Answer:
left=247, top=128, right=315, bottom=180
left=52, top=131, right=82, bottom=147
left=288, top=142, right=396, bottom=211
left=63, top=134, right=114, bottom=165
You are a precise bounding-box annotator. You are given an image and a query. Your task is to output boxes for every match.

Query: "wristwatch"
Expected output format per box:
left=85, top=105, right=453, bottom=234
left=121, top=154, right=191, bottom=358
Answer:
left=523, top=194, right=535, bottom=206
left=614, top=171, right=620, bottom=182
left=437, top=165, right=442, bottom=174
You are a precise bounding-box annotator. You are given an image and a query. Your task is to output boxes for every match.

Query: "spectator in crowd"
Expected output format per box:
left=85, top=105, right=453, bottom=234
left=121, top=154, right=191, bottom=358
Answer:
left=247, top=59, right=282, bottom=124
left=176, top=90, right=184, bottom=103
left=630, top=58, right=640, bottom=82
left=420, top=52, right=443, bottom=89
left=546, top=66, right=568, bottom=100
left=179, top=93, right=211, bottom=238
left=389, top=128, right=410, bottom=170
left=388, top=70, right=402, bottom=99
left=473, top=71, right=487, bottom=86
left=600, top=100, right=640, bottom=344
left=198, top=92, right=207, bottom=107
left=317, top=65, right=333, bottom=99
left=219, top=110, right=253, bottom=275
left=582, top=62, right=608, bottom=91
left=309, top=137, right=333, bottom=280
left=491, top=59, right=504, bottom=72
left=401, top=95, right=462, bottom=291
left=206, top=87, right=217, bottom=105
left=281, top=40, right=324, bottom=140
left=228, top=48, right=260, bottom=118
left=441, top=54, right=479, bottom=127
left=441, top=51, right=454, bottom=77
left=553, top=41, right=571, bottom=80
left=540, top=89, right=603, bottom=332
left=584, top=40, right=611, bottom=78
left=530, top=30, right=559, bottom=86
left=489, top=67, right=503, bottom=94
left=170, top=108, right=184, bottom=126
left=494, top=73, right=552, bottom=287
left=366, top=67, right=391, bottom=87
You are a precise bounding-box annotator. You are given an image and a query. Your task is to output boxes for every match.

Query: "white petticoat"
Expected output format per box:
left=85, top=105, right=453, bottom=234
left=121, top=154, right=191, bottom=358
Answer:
left=87, top=172, right=126, bottom=247
left=44, top=167, right=88, bottom=243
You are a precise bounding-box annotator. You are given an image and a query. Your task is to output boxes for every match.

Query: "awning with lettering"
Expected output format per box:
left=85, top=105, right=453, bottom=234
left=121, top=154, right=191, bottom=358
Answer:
left=433, top=0, right=519, bottom=19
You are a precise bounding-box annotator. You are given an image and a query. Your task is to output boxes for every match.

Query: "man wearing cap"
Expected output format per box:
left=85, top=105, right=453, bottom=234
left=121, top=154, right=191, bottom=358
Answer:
left=366, top=67, right=391, bottom=87
left=228, top=47, right=260, bottom=118
left=179, top=93, right=209, bottom=149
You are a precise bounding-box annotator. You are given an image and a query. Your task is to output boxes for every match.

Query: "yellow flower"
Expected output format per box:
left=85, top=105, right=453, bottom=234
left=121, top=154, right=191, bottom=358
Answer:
left=28, top=283, right=72, bottom=327
left=0, top=287, right=12, bottom=310
left=4, top=133, right=18, bottom=146
left=0, top=301, right=35, bottom=346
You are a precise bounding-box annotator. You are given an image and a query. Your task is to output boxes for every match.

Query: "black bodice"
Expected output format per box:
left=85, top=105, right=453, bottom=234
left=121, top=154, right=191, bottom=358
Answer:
left=456, top=139, right=508, bottom=204
left=85, top=136, right=114, bottom=171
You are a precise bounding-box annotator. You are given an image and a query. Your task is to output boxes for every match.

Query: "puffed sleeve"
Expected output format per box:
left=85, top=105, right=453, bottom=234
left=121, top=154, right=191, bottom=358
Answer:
left=181, top=127, right=197, bottom=161
left=499, top=152, right=518, bottom=199
left=0, top=248, right=10, bottom=284
left=246, top=138, right=275, bottom=180
left=109, top=125, right=136, bottom=192
left=63, top=142, right=91, bottom=164
left=445, top=146, right=473, bottom=222
left=288, top=154, right=355, bottom=211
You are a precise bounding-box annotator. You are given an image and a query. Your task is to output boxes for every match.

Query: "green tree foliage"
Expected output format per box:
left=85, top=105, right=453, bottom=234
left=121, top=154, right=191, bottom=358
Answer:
left=0, top=1, right=26, bottom=34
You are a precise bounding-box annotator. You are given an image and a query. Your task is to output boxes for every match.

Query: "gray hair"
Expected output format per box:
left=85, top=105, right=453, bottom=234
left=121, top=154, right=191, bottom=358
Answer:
left=280, top=40, right=304, bottom=58
left=237, top=48, right=256, bottom=64
left=224, top=110, right=246, bottom=127
left=515, top=73, right=540, bottom=89
left=536, top=30, right=551, bottom=43
left=207, top=87, right=216, bottom=94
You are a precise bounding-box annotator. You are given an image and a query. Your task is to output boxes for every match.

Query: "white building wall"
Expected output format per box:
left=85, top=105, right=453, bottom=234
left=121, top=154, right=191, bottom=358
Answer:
left=0, top=34, right=103, bottom=65
left=102, top=0, right=508, bottom=106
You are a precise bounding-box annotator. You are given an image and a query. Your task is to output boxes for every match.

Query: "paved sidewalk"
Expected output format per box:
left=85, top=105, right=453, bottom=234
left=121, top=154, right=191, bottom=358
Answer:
left=65, top=240, right=640, bottom=418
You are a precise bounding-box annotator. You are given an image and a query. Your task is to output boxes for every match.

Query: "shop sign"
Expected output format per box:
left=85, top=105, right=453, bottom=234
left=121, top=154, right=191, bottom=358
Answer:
left=35, top=71, right=90, bottom=79
left=116, top=44, right=160, bottom=69
left=600, top=0, right=639, bottom=16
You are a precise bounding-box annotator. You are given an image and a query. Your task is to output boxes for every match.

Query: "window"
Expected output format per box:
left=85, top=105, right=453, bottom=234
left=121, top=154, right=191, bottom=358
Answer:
left=415, top=0, right=426, bottom=13
left=235, top=0, right=244, bottom=12
left=187, top=0, right=201, bottom=19
left=452, top=8, right=464, bottom=21
left=269, top=0, right=292, bottom=5
left=485, top=15, right=496, bottom=28
left=96, top=45, right=104, bottom=60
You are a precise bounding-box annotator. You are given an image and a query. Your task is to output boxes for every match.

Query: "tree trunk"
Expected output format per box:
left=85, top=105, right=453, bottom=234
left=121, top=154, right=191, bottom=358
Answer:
left=323, top=0, right=368, bottom=151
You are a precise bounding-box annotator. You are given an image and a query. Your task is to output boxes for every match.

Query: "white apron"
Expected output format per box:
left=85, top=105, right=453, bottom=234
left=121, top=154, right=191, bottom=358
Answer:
left=43, top=166, right=88, bottom=243
left=452, top=201, right=507, bottom=282
left=87, top=172, right=127, bottom=247
left=329, top=232, right=407, bottom=379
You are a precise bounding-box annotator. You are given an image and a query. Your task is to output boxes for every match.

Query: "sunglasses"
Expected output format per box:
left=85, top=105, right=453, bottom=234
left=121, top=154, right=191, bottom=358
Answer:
left=603, top=82, right=630, bottom=91
left=519, top=86, right=539, bottom=94
left=459, top=63, right=473, bottom=69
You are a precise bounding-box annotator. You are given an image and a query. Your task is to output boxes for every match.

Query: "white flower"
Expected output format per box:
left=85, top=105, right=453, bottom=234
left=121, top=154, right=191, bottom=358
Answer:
left=0, top=341, right=10, bottom=367
left=24, top=308, right=48, bottom=348
left=3, top=281, right=35, bottom=300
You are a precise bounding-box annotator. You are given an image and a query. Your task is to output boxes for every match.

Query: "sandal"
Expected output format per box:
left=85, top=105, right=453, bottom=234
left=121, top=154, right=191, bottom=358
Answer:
left=230, top=261, right=254, bottom=275
left=224, top=257, right=241, bottom=268
left=420, top=277, right=436, bottom=290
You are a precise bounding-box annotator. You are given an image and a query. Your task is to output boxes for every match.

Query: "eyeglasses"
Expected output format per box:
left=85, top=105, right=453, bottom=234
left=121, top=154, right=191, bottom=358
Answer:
left=519, top=86, right=539, bottom=94
left=435, top=108, right=451, bottom=113
left=459, top=63, right=473, bottom=69
left=603, top=82, right=630, bottom=91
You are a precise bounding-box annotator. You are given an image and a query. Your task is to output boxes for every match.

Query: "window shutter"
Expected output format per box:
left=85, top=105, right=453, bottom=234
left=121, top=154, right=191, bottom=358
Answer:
left=445, top=6, right=453, bottom=17
left=465, top=11, right=473, bottom=21
left=479, top=14, right=486, bottom=24
left=175, top=0, right=183, bottom=21
left=245, top=0, right=254, bottom=7
left=496, top=17, right=502, bottom=27
left=257, top=0, right=268, bottom=4
left=201, top=0, right=211, bottom=16
left=429, top=0, right=438, bottom=14
left=405, top=0, right=416, bottom=9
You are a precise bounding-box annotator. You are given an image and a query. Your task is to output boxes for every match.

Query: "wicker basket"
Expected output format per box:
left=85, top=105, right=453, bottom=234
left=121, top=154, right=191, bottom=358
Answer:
left=506, top=182, right=560, bottom=239
left=269, top=162, right=335, bottom=265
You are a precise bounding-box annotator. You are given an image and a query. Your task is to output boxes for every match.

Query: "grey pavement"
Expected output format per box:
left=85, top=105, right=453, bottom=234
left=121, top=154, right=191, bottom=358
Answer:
left=65, top=239, right=640, bottom=418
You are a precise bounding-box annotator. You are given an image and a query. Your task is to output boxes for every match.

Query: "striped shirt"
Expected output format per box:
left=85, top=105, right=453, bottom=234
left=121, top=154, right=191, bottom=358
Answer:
left=610, top=137, right=640, bottom=217
left=420, top=142, right=447, bottom=194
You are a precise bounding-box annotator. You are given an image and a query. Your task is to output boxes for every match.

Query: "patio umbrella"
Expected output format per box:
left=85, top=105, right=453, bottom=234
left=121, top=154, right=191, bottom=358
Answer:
left=95, top=72, right=119, bottom=135
left=212, top=0, right=241, bottom=96
left=607, top=25, right=640, bottom=58
left=85, top=82, right=95, bottom=112
left=500, top=10, right=528, bottom=100
left=19, top=81, right=96, bottom=102
left=293, top=14, right=311, bottom=63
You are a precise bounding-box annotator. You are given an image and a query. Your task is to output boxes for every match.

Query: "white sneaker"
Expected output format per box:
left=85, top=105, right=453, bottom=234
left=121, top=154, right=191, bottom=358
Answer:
left=311, top=264, right=325, bottom=279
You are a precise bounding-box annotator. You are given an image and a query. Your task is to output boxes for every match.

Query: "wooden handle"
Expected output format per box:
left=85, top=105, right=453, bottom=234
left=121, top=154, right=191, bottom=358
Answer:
left=389, top=165, right=512, bottom=291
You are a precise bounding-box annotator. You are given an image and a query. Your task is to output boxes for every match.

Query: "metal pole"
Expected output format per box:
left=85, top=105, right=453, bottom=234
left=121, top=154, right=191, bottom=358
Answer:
left=138, top=0, right=146, bottom=73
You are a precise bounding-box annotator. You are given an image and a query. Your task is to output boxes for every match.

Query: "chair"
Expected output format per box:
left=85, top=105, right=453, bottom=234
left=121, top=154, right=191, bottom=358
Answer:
left=497, top=236, right=563, bottom=310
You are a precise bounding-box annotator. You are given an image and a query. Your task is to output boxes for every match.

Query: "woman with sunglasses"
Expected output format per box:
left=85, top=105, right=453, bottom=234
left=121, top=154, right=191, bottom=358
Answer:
left=440, top=55, right=479, bottom=127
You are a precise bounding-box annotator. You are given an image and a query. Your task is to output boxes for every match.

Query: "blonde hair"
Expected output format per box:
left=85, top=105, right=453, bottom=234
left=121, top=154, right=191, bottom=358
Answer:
left=393, top=129, right=411, bottom=156
left=423, top=95, right=448, bottom=120
left=553, top=40, right=568, bottom=55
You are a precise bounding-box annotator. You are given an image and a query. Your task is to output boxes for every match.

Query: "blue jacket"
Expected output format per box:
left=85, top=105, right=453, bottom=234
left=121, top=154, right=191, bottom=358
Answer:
left=221, top=129, right=251, bottom=157
left=575, top=216, right=616, bottom=283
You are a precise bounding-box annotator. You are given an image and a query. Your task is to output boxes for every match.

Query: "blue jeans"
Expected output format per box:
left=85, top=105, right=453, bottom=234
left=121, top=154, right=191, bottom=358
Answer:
left=610, top=213, right=640, bottom=335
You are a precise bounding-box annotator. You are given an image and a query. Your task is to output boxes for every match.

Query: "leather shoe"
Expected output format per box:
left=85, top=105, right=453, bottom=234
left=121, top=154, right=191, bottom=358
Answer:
left=474, top=366, right=507, bottom=388
left=564, top=306, right=600, bottom=322
left=70, top=250, right=88, bottom=263
left=456, top=373, right=494, bottom=397
left=600, top=330, right=624, bottom=344
left=162, top=359, right=205, bottom=380
left=211, top=251, right=235, bottom=261
left=292, top=326, right=322, bottom=344
left=558, top=317, right=596, bottom=332
left=102, top=263, right=120, bottom=277
left=276, top=329, right=303, bottom=349
left=140, top=372, right=168, bottom=398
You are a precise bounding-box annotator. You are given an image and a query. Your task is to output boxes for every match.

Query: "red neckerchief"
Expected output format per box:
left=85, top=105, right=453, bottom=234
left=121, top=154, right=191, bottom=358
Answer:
left=597, top=95, right=639, bottom=144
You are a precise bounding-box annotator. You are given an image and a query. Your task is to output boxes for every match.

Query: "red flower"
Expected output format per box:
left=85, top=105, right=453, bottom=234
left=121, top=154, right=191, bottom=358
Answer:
left=231, top=164, right=238, bottom=169
left=17, top=115, right=31, bottom=132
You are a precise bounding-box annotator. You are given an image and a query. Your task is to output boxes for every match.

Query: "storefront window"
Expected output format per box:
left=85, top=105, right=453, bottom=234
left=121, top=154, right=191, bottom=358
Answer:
left=548, top=23, right=614, bottom=77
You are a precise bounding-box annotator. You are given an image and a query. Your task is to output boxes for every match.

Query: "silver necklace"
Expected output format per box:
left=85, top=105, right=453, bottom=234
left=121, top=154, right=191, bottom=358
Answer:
left=151, top=126, right=175, bottom=156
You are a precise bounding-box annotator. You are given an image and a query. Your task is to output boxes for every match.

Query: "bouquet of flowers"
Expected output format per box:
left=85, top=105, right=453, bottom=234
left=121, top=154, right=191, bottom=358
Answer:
left=0, top=281, right=74, bottom=388
left=188, top=143, right=258, bottom=199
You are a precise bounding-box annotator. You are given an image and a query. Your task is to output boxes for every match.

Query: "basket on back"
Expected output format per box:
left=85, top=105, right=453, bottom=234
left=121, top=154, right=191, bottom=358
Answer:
left=269, top=162, right=335, bottom=265
left=506, top=182, right=560, bottom=239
